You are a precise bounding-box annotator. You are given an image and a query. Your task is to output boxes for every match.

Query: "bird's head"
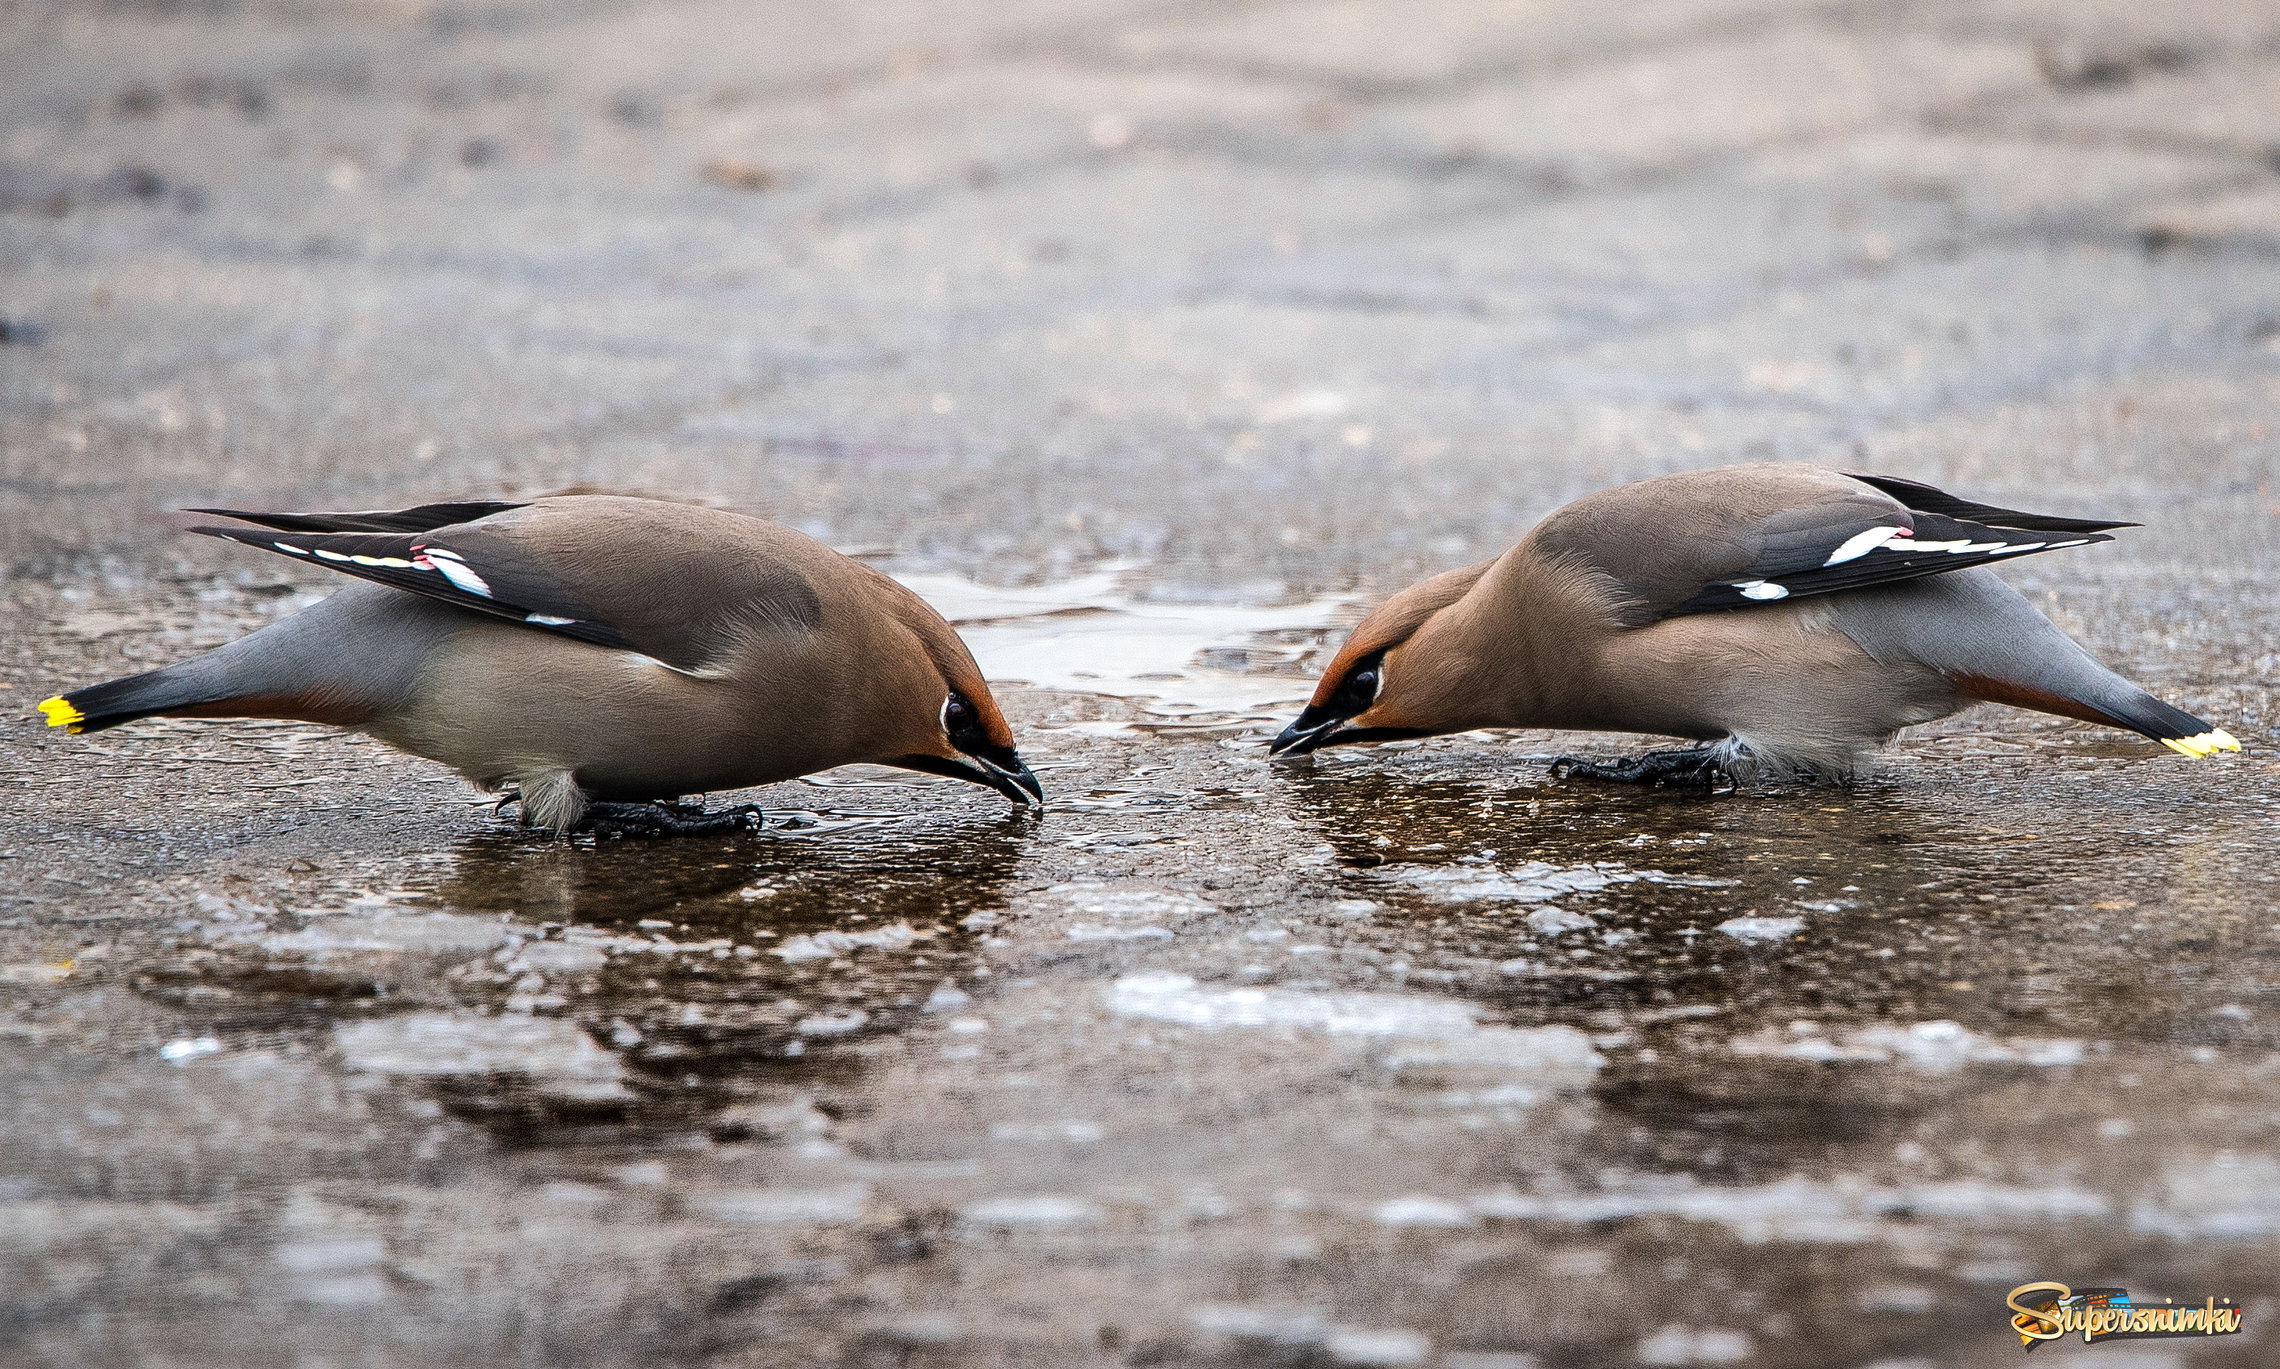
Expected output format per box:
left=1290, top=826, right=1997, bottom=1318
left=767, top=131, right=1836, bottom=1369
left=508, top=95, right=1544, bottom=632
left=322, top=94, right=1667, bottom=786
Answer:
left=1270, top=559, right=1493, bottom=758
left=871, top=576, right=1044, bottom=807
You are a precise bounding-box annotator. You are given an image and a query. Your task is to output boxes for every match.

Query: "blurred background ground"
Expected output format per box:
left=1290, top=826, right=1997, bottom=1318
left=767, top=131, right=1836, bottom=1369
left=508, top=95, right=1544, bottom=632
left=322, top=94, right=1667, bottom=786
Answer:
left=2, top=1, right=2279, bottom=1366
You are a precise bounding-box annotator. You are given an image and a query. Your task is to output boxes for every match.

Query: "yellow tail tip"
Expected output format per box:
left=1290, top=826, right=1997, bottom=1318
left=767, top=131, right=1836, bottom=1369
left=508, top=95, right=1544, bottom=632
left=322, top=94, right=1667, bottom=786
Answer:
left=2162, top=729, right=2239, bottom=759
left=36, top=696, right=84, bottom=732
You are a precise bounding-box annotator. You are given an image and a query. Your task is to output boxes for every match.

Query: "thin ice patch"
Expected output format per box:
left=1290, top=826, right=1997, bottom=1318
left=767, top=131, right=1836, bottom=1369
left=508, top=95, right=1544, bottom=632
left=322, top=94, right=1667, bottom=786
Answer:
left=688, top=1184, right=871, bottom=1225
left=508, top=943, right=607, bottom=974
left=1068, top=924, right=1175, bottom=941
left=333, top=1012, right=628, bottom=1102
left=1378, top=860, right=1633, bottom=903
left=1466, top=1173, right=2108, bottom=1243
left=796, top=1009, right=870, bottom=1036
left=1376, top=861, right=1734, bottom=906
left=1187, top=1306, right=1433, bottom=1367
left=256, top=911, right=514, bottom=956
left=1638, top=1326, right=1753, bottom=1365
left=1372, top=1195, right=1477, bottom=1229
left=1526, top=907, right=1599, bottom=937
left=1188, top=1304, right=1330, bottom=1345
left=958, top=1194, right=1105, bottom=1231
left=1112, top=973, right=1479, bottom=1036
left=1108, top=973, right=1603, bottom=1098
left=1050, top=882, right=1213, bottom=940
left=1053, top=882, right=1217, bottom=920
left=2131, top=1153, right=2280, bottom=1241
left=1717, top=915, right=1804, bottom=943
left=1730, top=1019, right=2085, bottom=1072
left=160, top=1037, right=222, bottom=1064
left=771, top=922, right=918, bottom=963
left=197, top=894, right=514, bottom=957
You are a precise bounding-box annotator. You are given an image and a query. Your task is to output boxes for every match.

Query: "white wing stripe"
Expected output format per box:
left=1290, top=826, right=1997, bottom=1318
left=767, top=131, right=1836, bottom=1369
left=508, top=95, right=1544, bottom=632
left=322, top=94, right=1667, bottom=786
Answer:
left=1880, top=537, right=2031, bottom=555
left=431, top=557, right=493, bottom=598
left=1823, top=525, right=1906, bottom=566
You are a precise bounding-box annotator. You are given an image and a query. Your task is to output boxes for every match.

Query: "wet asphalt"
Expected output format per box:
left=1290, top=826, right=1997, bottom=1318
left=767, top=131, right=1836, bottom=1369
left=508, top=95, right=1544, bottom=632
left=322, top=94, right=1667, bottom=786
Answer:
left=4, top=1, right=2280, bottom=1366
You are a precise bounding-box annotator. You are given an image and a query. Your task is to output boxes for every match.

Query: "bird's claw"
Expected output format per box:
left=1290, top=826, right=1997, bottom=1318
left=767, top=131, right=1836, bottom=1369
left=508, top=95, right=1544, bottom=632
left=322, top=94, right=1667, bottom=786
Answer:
left=573, top=800, right=764, bottom=839
left=1549, top=748, right=1735, bottom=792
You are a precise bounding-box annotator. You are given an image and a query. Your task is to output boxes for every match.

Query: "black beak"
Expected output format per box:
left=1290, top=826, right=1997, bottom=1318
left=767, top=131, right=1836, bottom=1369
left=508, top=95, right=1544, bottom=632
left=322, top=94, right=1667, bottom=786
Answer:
left=1269, top=706, right=1345, bottom=757
left=970, top=744, right=1046, bottom=808
left=890, top=748, right=1044, bottom=808
left=1269, top=710, right=1434, bottom=757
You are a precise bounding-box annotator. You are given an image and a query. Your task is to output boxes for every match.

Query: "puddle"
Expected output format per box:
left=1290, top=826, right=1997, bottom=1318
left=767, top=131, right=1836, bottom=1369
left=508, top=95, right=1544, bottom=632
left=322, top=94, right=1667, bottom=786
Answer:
left=902, top=565, right=1351, bottom=722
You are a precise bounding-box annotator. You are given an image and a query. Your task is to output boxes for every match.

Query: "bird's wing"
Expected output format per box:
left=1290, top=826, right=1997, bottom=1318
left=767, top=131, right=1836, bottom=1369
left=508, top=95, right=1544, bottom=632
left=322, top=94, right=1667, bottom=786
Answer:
left=191, top=498, right=824, bottom=671
left=1838, top=474, right=2136, bottom=534
left=1526, top=466, right=2118, bottom=624
left=188, top=501, right=527, bottom=534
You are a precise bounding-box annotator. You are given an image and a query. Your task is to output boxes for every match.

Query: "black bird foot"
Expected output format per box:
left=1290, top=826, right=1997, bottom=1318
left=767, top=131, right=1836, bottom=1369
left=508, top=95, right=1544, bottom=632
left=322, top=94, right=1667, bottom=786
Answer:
left=574, top=800, right=764, bottom=839
left=1551, top=747, right=1735, bottom=792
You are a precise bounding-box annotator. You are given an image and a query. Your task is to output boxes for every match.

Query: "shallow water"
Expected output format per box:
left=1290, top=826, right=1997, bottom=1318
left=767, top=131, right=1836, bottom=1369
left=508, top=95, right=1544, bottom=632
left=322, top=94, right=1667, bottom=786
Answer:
left=907, top=564, right=1356, bottom=721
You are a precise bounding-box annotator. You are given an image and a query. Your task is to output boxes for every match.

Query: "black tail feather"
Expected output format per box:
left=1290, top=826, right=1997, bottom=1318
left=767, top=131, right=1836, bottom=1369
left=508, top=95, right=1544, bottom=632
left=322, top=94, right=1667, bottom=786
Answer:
left=2103, top=690, right=2219, bottom=743
left=1845, top=473, right=2136, bottom=534
left=185, top=501, right=523, bottom=534
left=42, top=666, right=223, bottom=734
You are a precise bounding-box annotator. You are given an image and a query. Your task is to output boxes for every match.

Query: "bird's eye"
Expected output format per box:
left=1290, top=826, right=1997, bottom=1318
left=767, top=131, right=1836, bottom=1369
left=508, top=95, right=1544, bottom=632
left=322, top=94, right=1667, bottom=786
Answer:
left=942, top=694, right=976, bottom=734
left=1352, top=668, right=1378, bottom=695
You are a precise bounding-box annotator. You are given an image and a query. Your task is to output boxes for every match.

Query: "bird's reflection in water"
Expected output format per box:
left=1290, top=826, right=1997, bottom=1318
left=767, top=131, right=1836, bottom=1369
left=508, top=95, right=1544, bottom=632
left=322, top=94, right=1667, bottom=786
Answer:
left=1277, top=756, right=1978, bottom=928
left=413, top=813, right=1027, bottom=1138
left=1274, top=763, right=1974, bottom=1165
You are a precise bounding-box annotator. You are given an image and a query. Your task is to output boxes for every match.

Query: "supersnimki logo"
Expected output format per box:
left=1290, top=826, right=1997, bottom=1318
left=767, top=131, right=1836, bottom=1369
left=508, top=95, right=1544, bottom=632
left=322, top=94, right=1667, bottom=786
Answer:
left=2007, top=1283, right=2244, bottom=1349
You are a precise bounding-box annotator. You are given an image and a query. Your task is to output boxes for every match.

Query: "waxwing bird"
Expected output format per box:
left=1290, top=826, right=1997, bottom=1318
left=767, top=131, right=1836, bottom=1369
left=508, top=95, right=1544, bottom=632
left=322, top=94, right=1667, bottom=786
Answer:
left=38, top=496, right=1043, bottom=835
left=1271, top=464, right=2239, bottom=785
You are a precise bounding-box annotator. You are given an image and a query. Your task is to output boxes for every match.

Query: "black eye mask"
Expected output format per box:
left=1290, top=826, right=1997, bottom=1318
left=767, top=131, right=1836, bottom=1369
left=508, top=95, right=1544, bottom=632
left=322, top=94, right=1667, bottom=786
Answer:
left=1268, top=650, right=1430, bottom=756
left=897, top=691, right=1046, bottom=806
